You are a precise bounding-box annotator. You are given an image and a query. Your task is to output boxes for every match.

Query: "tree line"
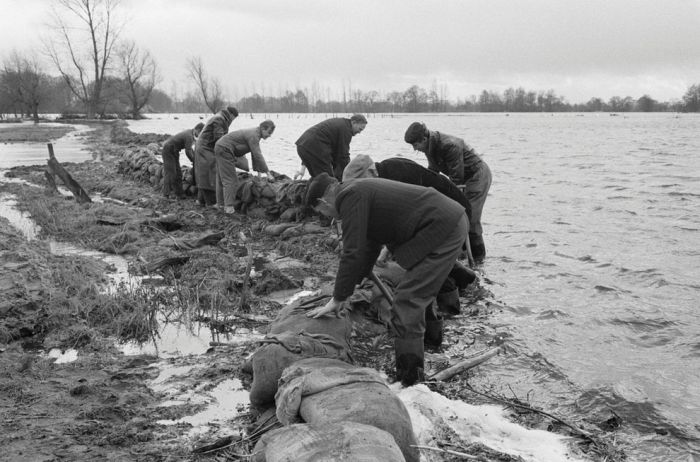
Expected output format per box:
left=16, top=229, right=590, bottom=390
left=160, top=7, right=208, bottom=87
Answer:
left=2, top=0, right=700, bottom=120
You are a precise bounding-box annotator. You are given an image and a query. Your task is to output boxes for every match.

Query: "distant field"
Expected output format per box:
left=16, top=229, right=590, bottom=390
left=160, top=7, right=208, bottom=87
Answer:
left=0, top=125, right=74, bottom=143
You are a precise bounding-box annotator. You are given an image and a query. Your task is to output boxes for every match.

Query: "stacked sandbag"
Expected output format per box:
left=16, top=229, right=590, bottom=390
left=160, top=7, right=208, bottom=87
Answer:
left=273, top=357, right=419, bottom=462
left=245, top=296, right=353, bottom=410
left=251, top=421, right=405, bottom=462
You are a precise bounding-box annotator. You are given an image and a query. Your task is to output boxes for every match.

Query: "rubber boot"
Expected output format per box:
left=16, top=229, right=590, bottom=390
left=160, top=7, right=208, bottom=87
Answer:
left=436, top=287, right=461, bottom=317
left=424, top=306, right=444, bottom=349
left=395, top=337, right=424, bottom=387
left=469, top=232, right=486, bottom=263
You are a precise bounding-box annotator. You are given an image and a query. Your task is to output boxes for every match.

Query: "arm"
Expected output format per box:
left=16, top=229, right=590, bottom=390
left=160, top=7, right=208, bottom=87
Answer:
left=294, top=163, right=306, bottom=180
left=443, top=142, right=465, bottom=183
left=247, top=134, right=269, bottom=173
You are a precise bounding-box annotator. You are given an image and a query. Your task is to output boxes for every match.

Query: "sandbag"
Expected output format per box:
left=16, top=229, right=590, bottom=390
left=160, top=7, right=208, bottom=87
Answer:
left=249, top=334, right=351, bottom=409
left=275, top=358, right=419, bottom=462
left=267, top=299, right=352, bottom=346
left=251, top=421, right=405, bottom=462
left=275, top=358, right=383, bottom=425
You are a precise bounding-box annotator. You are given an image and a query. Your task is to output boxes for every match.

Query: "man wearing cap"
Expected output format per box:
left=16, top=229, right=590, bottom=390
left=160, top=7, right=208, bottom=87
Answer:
left=404, top=122, right=492, bottom=262
left=161, top=122, right=204, bottom=199
left=214, top=119, right=276, bottom=214
left=305, top=173, right=468, bottom=386
left=194, top=106, right=238, bottom=207
left=293, top=114, right=367, bottom=181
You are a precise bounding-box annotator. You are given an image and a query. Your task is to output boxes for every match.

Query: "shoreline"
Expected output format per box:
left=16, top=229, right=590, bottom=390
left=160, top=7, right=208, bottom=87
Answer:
left=0, top=121, right=622, bottom=461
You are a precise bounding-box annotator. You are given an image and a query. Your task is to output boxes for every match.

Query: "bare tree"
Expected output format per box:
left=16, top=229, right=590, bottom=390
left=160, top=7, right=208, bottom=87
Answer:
left=186, top=56, right=224, bottom=113
left=116, top=40, right=158, bottom=119
left=1, top=51, right=51, bottom=121
left=44, top=0, right=123, bottom=118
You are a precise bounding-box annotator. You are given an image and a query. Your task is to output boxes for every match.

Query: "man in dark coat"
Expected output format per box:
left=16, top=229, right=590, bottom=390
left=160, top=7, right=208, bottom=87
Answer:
left=194, top=106, right=238, bottom=206
left=305, top=174, right=468, bottom=386
left=294, top=114, right=367, bottom=181
left=404, top=122, right=492, bottom=262
left=161, top=122, right=204, bottom=199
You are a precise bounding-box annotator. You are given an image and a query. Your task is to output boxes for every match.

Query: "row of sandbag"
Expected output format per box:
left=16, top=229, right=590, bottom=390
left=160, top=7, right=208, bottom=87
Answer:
left=113, top=141, right=312, bottom=220
left=242, top=282, right=420, bottom=462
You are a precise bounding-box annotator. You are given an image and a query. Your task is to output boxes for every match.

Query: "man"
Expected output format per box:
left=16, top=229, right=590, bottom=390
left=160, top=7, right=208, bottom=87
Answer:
left=161, top=122, right=204, bottom=199
left=293, top=114, right=367, bottom=181
left=194, top=106, right=238, bottom=206
left=404, top=122, right=492, bottom=262
left=214, top=119, right=275, bottom=214
left=343, top=154, right=475, bottom=266
left=304, top=173, right=468, bottom=386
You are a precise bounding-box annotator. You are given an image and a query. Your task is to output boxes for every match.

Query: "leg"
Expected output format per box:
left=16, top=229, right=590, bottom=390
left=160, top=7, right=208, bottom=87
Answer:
left=463, top=162, right=492, bottom=262
left=297, top=146, right=333, bottom=178
left=215, top=147, right=239, bottom=210
left=391, top=215, right=468, bottom=385
left=161, top=146, right=176, bottom=198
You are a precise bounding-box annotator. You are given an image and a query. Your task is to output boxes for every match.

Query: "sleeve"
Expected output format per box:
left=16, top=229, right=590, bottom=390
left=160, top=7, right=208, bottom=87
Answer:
left=333, top=192, right=375, bottom=300
left=332, top=124, right=352, bottom=172
left=443, top=142, right=465, bottom=184
left=212, top=117, right=228, bottom=143
left=184, top=132, right=194, bottom=162
left=248, top=133, right=269, bottom=173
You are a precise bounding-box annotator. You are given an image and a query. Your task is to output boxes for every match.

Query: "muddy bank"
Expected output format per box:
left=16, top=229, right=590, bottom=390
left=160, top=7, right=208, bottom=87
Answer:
left=0, top=121, right=624, bottom=461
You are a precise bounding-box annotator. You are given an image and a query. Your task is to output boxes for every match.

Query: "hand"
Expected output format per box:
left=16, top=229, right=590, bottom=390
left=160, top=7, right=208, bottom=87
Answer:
left=306, top=298, right=346, bottom=318
left=375, top=247, right=392, bottom=267
left=293, top=170, right=304, bottom=180
left=266, top=173, right=275, bottom=183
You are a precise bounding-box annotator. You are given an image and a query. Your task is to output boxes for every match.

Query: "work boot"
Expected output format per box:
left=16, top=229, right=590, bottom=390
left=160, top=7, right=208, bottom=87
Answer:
left=424, top=306, right=444, bottom=348
left=436, top=287, right=461, bottom=317
left=449, top=261, right=477, bottom=288
left=395, top=338, right=424, bottom=387
left=469, top=233, right=486, bottom=263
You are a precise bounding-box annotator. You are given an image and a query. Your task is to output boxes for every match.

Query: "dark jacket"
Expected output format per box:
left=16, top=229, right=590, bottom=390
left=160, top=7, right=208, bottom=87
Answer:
left=333, top=178, right=464, bottom=300
left=163, top=129, right=196, bottom=162
left=196, top=109, right=236, bottom=151
left=215, top=127, right=269, bottom=173
left=296, top=118, right=354, bottom=174
left=375, top=157, right=471, bottom=217
left=425, top=131, right=484, bottom=184
left=194, top=109, right=236, bottom=189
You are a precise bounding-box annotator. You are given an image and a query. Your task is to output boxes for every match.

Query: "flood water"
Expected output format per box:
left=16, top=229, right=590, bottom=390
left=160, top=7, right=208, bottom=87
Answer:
left=0, top=121, right=94, bottom=168
left=128, top=112, right=700, bottom=461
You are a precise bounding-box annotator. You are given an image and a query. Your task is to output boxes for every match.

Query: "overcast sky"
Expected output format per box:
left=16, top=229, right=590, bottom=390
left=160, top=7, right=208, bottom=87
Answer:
left=2, top=0, right=699, bottom=104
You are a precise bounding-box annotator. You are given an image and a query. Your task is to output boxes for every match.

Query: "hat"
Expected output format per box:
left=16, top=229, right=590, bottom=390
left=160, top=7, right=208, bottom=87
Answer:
left=342, top=154, right=375, bottom=181
left=304, top=172, right=336, bottom=207
left=226, top=106, right=239, bottom=117
left=404, top=122, right=427, bottom=143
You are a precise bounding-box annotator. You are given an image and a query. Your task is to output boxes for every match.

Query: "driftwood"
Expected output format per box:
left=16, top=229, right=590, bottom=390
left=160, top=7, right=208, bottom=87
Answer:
left=158, top=231, right=225, bottom=250
left=428, top=346, right=502, bottom=381
left=411, top=445, right=480, bottom=460
left=45, top=143, right=91, bottom=204
left=144, top=255, right=190, bottom=273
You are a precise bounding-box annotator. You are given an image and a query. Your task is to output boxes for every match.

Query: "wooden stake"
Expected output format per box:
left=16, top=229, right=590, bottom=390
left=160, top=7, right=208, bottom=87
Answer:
left=46, top=143, right=92, bottom=204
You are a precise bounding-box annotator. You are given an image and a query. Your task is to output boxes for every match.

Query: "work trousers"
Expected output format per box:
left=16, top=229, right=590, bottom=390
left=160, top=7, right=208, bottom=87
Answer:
left=297, top=145, right=342, bottom=180
left=214, top=145, right=239, bottom=208
left=161, top=144, right=183, bottom=198
left=392, top=214, right=468, bottom=384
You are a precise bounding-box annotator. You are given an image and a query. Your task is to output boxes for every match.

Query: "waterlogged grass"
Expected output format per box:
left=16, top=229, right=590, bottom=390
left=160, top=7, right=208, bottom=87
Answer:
left=40, top=254, right=159, bottom=347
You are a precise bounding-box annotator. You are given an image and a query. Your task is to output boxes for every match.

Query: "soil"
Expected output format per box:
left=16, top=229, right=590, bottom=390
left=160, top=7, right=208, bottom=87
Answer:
left=0, top=121, right=623, bottom=461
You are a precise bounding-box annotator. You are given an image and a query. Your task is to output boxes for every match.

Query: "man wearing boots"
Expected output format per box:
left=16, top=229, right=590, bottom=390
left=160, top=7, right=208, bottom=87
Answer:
left=305, top=173, right=467, bottom=386
left=404, top=122, right=492, bottom=262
